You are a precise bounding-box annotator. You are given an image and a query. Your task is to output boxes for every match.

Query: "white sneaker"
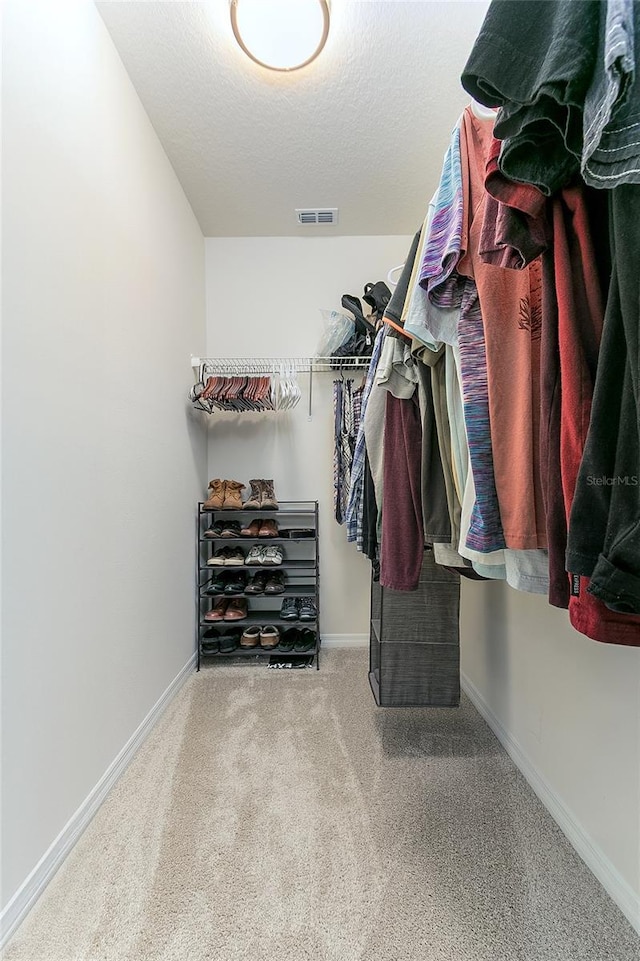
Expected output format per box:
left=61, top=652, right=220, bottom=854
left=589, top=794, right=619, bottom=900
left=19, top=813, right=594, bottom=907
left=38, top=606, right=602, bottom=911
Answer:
left=246, top=545, right=266, bottom=566
left=262, top=545, right=284, bottom=566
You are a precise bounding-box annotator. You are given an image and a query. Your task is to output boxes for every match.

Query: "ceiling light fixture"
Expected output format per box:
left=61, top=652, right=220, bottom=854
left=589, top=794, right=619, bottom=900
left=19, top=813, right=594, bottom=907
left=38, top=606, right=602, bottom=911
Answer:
left=230, top=0, right=330, bottom=72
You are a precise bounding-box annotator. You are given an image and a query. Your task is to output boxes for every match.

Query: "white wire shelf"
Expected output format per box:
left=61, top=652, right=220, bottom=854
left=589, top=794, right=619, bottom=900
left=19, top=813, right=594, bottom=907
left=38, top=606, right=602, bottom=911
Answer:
left=191, top=355, right=372, bottom=373
left=190, top=355, right=371, bottom=418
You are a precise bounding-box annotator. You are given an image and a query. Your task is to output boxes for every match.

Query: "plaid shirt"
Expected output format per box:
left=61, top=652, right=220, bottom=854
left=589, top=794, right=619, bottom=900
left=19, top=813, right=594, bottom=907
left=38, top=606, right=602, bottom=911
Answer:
left=345, top=327, right=386, bottom=546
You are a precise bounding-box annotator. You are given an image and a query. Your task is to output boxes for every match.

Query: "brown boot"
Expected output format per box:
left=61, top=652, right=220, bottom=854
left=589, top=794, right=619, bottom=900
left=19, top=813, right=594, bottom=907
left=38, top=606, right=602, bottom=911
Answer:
left=260, top=479, right=279, bottom=511
left=222, top=479, right=245, bottom=510
left=244, top=479, right=262, bottom=511
left=204, top=479, right=225, bottom=510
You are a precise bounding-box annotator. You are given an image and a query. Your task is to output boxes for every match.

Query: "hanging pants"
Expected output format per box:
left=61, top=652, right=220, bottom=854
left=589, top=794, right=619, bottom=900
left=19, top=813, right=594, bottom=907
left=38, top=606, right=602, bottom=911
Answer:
left=380, top=392, right=424, bottom=592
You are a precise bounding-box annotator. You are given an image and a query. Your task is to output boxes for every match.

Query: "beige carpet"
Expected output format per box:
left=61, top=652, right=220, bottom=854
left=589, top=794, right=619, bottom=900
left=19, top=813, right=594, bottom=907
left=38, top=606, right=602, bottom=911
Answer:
left=3, top=650, right=639, bottom=961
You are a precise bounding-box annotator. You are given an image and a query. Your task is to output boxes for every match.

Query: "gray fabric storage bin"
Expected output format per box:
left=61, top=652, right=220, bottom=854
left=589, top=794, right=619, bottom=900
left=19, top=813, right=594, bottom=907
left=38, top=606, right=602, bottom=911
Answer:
left=369, top=549, right=460, bottom=707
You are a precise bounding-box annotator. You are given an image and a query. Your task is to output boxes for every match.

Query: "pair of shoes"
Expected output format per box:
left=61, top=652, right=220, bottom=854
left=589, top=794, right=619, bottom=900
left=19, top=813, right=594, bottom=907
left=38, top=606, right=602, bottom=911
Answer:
left=203, top=520, right=242, bottom=538
left=205, top=598, right=247, bottom=621
left=203, top=521, right=222, bottom=538
left=201, top=627, right=220, bottom=654
left=201, top=627, right=243, bottom=654
left=245, top=570, right=286, bottom=594
left=240, top=518, right=279, bottom=537
left=207, top=547, right=245, bottom=566
left=243, top=479, right=279, bottom=511
left=205, top=571, right=247, bottom=595
left=279, top=628, right=316, bottom=652
left=240, top=625, right=280, bottom=649
left=246, top=545, right=284, bottom=566
left=280, top=528, right=314, bottom=539
left=280, top=597, right=317, bottom=621
left=204, top=479, right=245, bottom=510
left=219, top=521, right=241, bottom=537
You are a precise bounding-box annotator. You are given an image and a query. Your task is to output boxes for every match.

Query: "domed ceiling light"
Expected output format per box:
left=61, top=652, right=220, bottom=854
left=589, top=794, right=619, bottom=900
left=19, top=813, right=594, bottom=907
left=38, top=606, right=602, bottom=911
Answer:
left=230, top=0, right=330, bottom=72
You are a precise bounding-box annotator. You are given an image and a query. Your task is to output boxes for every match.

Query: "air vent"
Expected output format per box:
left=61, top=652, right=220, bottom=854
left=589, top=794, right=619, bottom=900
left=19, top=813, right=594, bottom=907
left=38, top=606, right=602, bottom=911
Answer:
left=295, top=208, right=339, bottom=226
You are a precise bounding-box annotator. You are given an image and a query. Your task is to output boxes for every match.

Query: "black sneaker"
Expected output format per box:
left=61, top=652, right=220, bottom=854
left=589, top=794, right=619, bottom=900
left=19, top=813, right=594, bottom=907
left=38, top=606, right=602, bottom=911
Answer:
left=204, top=572, right=227, bottom=595
left=203, top=521, right=224, bottom=538
left=280, top=597, right=299, bottom=620
left=298, top=598, right=317, bottom=621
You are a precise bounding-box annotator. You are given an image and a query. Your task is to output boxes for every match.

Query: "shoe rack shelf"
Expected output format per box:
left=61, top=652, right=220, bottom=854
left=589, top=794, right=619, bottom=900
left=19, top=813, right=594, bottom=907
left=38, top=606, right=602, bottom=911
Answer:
left=200, top=505, right=317, bottom=515
left=203, top=586, right=316, bottom=599
left=200, top=612, right=317, bottom=628
left=198, top=560, right=316, bottom=571
left=200, top=537, right=314, bottom=544
left=196, top=500, right=320, bottom=670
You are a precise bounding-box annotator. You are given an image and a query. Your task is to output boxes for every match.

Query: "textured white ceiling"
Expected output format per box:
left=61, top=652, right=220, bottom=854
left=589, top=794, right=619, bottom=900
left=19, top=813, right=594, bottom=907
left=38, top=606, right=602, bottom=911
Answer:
left=97, top=0, right=490, bottom=236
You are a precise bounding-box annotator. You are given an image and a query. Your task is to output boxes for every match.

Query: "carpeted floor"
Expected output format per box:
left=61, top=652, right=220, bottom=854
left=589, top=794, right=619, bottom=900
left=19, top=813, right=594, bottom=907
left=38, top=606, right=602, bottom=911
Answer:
left=3, top=649, right=639, bottom=961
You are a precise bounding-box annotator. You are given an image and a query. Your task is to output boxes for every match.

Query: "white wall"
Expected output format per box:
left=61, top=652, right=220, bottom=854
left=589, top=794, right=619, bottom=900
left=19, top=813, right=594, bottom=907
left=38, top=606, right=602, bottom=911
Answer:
left=461, top=580, right=640, bottom=927
left=205, top=235, right=411, bottom=637
left=1, top=0, right=205, bottom=916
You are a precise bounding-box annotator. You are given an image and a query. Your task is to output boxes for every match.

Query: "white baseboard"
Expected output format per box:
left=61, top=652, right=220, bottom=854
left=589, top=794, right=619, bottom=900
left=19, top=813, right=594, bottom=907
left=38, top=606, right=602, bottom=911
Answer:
left=321, top=633, right=369, bottom=649
left=461, top=671, right=640, bottom=936
left=0, top=653, right=197, bottom=949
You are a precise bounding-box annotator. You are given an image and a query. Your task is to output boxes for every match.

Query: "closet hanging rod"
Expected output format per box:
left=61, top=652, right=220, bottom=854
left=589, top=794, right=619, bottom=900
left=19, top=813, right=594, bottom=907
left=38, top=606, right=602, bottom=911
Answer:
left=191, top=355, right=372, bottom=372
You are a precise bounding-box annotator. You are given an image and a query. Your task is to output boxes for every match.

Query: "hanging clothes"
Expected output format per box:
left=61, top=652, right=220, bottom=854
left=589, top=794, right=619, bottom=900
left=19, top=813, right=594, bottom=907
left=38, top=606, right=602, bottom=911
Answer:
left=383, top=230, right=422, bottom=340
left=567, top=185, right=640, bottom=628
left=362, top=381, right=386, bottom=540
left=361, top=450, right=379, bottom=563
left=333, top=378, right=343, bottom=523
left=459, top=105, right=547, bottom=552
left=414, top=354, right=451, bottom=546
left=461, top=0, right=640, bottom=192
left=344, top=0, right=640, bottom=645
left=461, top=0, right=602, bottom=195
left=418, top=118, right=507, bottom=558
left=460, top=0, right=640, bottom=644
left=379, top=390, right=424, bottom=592
left=581, top=1, right=639, bottom=189
left=376, top=259, right=451, bottom=590
left=332, top=378, right=362, bottom=525
left=345, top=327, right=386, bottom=549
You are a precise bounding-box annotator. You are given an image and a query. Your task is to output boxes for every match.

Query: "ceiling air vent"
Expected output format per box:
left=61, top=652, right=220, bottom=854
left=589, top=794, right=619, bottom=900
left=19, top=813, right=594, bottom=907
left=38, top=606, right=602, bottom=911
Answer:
left=296, top=208, right=339, bottom=226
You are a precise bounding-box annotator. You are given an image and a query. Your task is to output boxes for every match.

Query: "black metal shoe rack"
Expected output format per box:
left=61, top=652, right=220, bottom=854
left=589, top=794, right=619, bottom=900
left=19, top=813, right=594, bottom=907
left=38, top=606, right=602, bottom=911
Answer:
left=196, top=500, right=320, bottom=670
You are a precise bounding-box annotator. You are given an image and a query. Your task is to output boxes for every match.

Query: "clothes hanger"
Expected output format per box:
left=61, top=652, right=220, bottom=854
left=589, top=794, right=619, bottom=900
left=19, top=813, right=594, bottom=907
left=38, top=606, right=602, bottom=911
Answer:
left=289, top=363, right=300, bottom=410
left=293, top=365, right=301, bottom=409
left=387, top=264, right=404, bottom=289
left=286, top=362, right=297, bottom=410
